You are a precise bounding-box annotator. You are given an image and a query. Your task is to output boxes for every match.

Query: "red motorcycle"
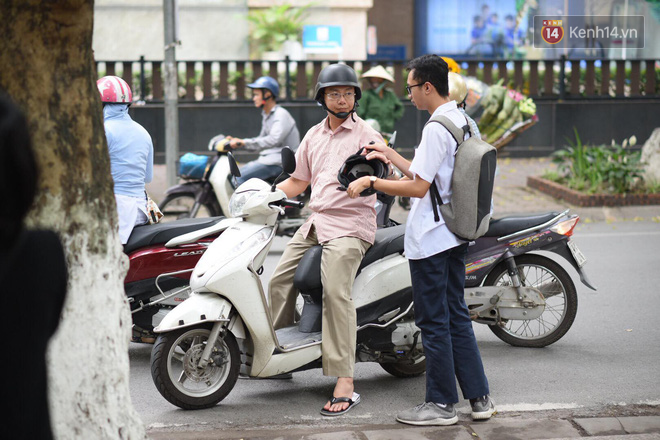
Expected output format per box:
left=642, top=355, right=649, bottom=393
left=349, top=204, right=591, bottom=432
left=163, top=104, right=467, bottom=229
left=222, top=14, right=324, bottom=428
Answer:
left=124, top=217, right=231, bottom=342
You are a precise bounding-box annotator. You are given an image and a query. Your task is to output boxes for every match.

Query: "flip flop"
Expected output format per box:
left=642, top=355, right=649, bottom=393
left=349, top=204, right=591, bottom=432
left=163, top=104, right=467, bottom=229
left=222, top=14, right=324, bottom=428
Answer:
left=320, top=392, right=361, bottom=417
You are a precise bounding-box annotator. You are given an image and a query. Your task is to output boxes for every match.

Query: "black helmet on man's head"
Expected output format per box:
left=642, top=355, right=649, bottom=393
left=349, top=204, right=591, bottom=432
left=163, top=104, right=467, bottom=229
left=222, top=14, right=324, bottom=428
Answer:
left=314, top=63, right=362, bottom=103
left=314, top=63, right=361, bottom=120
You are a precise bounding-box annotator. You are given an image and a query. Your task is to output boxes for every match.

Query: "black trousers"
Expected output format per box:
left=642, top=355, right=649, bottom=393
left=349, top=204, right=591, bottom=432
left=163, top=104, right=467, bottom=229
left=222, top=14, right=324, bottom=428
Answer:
left=409, top=243, right=490, bottom=404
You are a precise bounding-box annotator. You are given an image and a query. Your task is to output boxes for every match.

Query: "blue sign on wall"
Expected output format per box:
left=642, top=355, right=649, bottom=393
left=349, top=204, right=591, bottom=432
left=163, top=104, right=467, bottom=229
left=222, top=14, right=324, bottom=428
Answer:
left=367, top=45, right=407, bottom=61
left=303, top=25, right=343, bottom=53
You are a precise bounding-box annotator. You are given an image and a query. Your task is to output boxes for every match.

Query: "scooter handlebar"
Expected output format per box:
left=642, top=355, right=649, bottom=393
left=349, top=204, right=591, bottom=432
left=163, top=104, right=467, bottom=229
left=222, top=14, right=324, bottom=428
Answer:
left=270, top=199, right=304, bottom=209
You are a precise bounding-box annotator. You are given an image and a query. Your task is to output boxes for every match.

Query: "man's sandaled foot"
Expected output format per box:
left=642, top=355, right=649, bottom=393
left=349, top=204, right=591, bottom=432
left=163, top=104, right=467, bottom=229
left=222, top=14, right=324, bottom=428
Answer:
left=320, top=392, right=361, bottom=416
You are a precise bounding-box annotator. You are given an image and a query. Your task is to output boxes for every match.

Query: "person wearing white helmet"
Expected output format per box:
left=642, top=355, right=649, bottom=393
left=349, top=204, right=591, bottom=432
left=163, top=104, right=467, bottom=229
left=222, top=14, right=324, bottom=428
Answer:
left=357, top=65, right=404, bottom=135
left=97, top=75, right=154, bottom=244
left=448, top=72, right=481, bottom=139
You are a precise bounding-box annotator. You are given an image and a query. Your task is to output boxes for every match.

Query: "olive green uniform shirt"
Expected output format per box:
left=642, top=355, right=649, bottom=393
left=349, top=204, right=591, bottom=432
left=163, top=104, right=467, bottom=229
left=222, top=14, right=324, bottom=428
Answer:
left=357, top=88, right=404, bottom=134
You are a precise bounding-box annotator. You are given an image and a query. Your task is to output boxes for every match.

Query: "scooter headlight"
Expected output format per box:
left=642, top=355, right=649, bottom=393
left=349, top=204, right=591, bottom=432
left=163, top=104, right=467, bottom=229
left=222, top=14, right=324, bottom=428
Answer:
left=229, top=190, right=255, bottom=217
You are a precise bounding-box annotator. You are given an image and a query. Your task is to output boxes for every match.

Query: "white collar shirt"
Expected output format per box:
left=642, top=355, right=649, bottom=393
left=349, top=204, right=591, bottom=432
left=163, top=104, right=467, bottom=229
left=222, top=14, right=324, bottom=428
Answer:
left=405, top=100, right=469, bottom=259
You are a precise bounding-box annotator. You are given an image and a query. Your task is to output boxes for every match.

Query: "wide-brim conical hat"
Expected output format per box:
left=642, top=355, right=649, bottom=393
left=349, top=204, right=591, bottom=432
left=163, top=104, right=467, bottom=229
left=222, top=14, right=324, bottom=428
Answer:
left=361, top=65, right=395, bottom=83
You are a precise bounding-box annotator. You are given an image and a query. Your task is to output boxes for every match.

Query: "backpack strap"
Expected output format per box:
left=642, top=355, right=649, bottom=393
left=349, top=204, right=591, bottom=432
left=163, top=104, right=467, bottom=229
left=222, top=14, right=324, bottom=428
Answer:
left=429, top=181, right=443, bottom=222
left=425, top=115, right=470, bottom=147
left=424, top=114, right=470, bottom=222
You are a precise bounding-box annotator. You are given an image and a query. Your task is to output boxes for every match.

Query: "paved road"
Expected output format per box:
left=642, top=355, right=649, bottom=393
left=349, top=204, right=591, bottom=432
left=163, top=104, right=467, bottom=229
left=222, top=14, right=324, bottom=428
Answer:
left=129, top=220, right=660, bottom=433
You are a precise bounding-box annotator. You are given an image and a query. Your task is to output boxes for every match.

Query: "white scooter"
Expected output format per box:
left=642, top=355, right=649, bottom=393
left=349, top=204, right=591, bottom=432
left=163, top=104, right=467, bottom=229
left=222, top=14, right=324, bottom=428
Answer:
left=149, top=147, right=584, bottom=410
left=159, top=135, right=309, bottom=236
left=150, top=148, right=424, bottom=410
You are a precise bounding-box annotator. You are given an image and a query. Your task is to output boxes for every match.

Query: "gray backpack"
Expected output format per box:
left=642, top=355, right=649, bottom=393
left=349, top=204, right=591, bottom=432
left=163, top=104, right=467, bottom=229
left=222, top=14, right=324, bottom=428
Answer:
left=426, top=114, right=497, bottom=241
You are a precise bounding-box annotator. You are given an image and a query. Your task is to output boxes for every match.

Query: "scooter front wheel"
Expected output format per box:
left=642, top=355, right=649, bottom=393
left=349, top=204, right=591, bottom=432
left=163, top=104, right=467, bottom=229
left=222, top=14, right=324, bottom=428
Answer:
left=150, top=324, right=240, bottom=410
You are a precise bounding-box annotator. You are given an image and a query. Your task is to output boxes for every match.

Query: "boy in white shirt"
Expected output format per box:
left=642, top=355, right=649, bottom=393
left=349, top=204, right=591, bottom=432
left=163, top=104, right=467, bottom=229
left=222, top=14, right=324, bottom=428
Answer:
left=346, top=54, right=495, bottom=426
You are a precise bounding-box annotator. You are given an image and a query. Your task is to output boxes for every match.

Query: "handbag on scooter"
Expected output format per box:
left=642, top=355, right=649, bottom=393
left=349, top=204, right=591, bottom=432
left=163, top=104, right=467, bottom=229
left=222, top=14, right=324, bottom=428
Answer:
left=146, top=193, right=163, bottom=224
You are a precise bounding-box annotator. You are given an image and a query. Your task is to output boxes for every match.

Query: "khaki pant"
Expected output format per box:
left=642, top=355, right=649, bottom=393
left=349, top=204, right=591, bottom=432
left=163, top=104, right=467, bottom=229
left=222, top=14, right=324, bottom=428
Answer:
left=269, top=226, right=371, bottom=377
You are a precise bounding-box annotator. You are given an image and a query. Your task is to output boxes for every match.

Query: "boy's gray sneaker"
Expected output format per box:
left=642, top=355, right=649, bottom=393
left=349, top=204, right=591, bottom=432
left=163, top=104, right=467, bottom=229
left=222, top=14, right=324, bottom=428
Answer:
left=396, top=402, right=458, bottom=426
left=470, top=395, right=496, bottom=420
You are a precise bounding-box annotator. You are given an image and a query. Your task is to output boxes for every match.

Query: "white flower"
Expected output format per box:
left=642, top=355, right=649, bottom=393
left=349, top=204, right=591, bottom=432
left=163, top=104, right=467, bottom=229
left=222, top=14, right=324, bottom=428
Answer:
left=629, top=135, right=637, bottom=146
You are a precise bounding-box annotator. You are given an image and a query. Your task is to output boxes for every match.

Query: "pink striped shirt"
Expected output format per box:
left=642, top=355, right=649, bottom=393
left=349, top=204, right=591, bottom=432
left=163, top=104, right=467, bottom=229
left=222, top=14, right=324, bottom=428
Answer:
left=291, top=115, right=383, bottom=244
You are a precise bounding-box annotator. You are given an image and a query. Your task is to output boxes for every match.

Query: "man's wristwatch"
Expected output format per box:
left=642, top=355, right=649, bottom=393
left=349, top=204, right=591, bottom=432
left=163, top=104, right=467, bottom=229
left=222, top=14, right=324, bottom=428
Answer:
left=369, top=175, right=377, bottom=190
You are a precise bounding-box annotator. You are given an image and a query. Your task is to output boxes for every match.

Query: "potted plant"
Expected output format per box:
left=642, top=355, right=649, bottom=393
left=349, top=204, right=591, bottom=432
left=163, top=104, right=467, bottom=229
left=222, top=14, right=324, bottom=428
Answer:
left=247, top=3, right=311, bottom=60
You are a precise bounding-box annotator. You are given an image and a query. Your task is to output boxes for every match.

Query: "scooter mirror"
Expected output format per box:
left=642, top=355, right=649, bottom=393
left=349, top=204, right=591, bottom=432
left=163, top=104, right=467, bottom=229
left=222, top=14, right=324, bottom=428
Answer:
left=281, top=146, right=296, bottom=175
left=269, top=147, right=296, bottom=192
left=388, top=131, right=397, bottom=148
left=227, top=151, right=242, bottom=177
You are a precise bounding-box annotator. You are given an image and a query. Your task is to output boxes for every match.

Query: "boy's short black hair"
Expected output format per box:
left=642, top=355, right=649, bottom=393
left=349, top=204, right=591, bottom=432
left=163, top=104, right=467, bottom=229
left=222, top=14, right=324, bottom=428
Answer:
left=0, top=92, right=38, bottom=248
left=406, top=54, right=449, bottom=98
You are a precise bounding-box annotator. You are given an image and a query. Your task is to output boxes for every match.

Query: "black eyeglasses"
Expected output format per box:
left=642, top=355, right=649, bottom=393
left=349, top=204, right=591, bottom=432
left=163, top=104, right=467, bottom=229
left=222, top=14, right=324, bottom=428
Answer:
left=406, top=82, right=425, bottom=95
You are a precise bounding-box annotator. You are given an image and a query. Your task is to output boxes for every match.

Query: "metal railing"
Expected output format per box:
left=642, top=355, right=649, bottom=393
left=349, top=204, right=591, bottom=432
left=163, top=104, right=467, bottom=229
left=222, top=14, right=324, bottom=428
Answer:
left=96, top=56, right=659, bottom=102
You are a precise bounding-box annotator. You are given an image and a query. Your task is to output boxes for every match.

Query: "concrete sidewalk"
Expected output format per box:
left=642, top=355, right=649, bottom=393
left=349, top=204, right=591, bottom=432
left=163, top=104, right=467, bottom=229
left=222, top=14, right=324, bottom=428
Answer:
left=147, top=411, right=660, bottom=439
left=146, top=157, right=660, bottom=225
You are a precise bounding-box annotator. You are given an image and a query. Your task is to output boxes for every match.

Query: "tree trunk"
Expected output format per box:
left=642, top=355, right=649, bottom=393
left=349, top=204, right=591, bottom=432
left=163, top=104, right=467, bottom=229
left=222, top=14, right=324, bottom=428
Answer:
left=0, top=1, right=146, bottom=438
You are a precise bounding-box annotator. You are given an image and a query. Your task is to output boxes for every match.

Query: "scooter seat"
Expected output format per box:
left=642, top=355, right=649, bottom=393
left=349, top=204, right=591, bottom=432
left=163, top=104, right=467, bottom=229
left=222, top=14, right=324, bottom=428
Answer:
left=359, top=224, right=406, bottom=270
left=123, top=217, right=225, bottom=254
left=293, top=224, right=406, bottom=296
left=484, top=212, right=559, bottom=238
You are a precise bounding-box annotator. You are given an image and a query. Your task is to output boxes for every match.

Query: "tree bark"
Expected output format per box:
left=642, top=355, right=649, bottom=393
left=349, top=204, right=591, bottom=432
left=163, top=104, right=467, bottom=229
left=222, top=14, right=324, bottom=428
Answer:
left=0, top=1, right=146, bottom=438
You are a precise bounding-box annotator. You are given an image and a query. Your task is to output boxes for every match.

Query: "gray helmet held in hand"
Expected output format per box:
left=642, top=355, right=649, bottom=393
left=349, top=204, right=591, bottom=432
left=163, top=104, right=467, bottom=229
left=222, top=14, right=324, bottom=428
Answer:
left=314, top=63, right=362, bottom=103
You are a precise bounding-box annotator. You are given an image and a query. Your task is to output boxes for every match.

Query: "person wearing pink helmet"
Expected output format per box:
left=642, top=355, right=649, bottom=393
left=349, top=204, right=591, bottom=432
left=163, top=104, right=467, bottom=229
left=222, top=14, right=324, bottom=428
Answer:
left=97, top=75, right=154, bottom=244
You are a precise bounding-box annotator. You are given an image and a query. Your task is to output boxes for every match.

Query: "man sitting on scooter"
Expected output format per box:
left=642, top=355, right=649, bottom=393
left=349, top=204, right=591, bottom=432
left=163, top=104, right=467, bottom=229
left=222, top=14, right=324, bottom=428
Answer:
left=225, top=76, right=300, bottom=185
left=269, top=64, right=385, bottom=416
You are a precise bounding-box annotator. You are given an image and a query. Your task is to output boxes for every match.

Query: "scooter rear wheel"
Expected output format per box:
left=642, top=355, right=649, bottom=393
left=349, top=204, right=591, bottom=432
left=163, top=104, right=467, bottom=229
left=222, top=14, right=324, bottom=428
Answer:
left=151, top=324, right=240, bottom=409
left=483, top=254, right=578, bottom=348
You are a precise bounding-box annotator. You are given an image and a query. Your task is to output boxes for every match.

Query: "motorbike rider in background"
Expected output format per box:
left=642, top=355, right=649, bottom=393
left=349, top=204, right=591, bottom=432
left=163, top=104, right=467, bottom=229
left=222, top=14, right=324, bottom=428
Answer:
left=225, top=76, right=300, bottom=185
left=97, top=76, right=154, bottom=244
left=269, top=64, right=385, bottom=416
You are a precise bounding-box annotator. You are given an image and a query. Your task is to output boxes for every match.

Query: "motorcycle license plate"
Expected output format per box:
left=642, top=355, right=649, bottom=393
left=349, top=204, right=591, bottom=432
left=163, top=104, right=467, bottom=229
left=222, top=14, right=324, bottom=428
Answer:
left=568, top=240, right=587, bottom=268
